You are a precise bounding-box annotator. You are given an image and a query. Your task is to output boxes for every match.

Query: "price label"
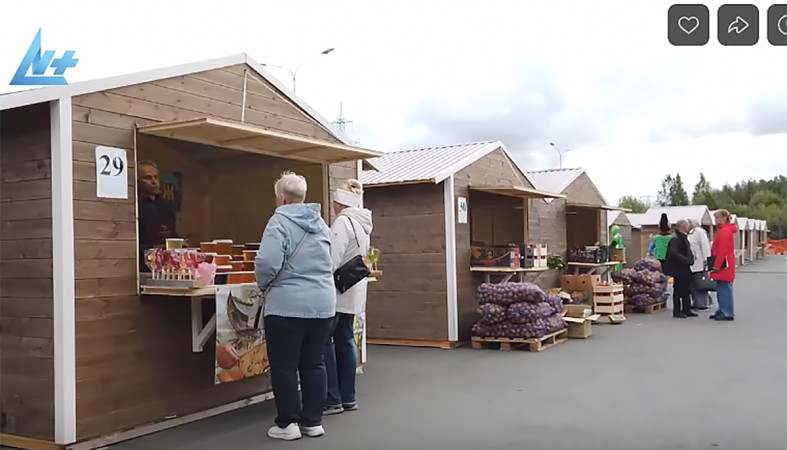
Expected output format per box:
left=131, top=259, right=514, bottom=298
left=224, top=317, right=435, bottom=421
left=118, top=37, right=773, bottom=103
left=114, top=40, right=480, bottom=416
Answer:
left=95, top=146, right=128, bottom=199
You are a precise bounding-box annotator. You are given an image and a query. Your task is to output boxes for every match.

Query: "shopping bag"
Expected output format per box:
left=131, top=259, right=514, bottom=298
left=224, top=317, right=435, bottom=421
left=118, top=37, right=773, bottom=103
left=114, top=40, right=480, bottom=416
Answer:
left=693, top=271, right=717, bottom=292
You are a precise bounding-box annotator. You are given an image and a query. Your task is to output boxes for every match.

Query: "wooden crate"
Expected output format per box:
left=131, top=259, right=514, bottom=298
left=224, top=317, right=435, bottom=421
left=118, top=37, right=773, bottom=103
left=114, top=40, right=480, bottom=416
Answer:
left=624, top=301, right=667, bottom=314
left=594, top=301, right=625, bottom=315
left=593, top=283, right=624, bottom=295
left=471, top=329, right=568, bottom=352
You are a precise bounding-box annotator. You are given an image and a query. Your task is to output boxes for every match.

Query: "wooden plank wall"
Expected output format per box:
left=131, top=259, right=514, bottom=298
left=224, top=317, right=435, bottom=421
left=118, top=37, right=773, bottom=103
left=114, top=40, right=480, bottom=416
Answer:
left=137, top=135, right=324, bottom=246
left=364, top=183, right=448, bottom=341
left=566, top=206, right=600, bottom=249
left=0, top=103, right=55, bottom=440
left=563, top=173, right=609, bottom=244
left=528, top=198, right=567, bottom=288
left=453, top=149, right=540, bottom=340
left=69, top=64, right=347, bottom=440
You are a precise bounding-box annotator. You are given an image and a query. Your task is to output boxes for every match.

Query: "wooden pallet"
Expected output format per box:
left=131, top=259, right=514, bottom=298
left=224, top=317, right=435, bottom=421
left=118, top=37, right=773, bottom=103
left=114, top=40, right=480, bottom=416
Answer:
left=592, top=313, right=627, bottom=324
left=367, top=338, right=468, bottom=349
left=624, top=302, right=668, bottom=314
left=471, top=329, right=568, bottom=352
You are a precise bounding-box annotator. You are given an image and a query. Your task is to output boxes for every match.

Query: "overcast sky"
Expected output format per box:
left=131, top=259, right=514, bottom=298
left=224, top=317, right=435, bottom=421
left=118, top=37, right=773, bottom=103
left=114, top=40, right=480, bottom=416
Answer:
left=2, top=0, right=786, bottom=204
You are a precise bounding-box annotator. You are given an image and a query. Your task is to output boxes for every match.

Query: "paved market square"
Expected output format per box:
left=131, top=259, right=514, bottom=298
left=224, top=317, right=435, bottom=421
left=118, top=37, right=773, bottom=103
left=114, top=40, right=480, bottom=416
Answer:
left=96, top=256, right=787, bottom=450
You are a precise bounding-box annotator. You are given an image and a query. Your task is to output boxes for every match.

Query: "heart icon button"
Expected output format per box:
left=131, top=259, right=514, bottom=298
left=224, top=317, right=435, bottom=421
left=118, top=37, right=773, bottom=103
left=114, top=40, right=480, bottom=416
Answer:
left=678, top=16, right=700, bottom=34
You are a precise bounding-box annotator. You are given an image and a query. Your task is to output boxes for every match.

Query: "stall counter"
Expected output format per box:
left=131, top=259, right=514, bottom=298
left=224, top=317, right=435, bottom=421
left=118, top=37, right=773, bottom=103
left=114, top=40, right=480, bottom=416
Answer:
left=567, top=261, right=623, bottom=282
left=471, top=266, right=550, bottom=283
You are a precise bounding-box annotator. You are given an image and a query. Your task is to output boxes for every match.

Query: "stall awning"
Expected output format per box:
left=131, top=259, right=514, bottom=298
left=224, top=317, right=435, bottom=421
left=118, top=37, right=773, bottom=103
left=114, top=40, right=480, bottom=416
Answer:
left=137, top=117, right=382, bottom=164
left=470, top=185, right=566, bottom=199
left=567, top=202, right=627, bottom=211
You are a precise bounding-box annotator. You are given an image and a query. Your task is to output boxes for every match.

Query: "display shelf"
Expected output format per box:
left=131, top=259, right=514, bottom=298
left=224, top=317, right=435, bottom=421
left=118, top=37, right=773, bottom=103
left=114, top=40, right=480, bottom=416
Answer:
left=567, top=261, right=624, bottom=281
left=470, top=266, right=550, bottom=283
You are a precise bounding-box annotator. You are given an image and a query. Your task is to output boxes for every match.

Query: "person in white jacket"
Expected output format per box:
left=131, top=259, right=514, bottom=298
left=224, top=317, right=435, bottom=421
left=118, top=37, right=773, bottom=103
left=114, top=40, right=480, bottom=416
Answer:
left=323, top=179, right=373, bottom=416
left=688, top=219, right=712, bottom=310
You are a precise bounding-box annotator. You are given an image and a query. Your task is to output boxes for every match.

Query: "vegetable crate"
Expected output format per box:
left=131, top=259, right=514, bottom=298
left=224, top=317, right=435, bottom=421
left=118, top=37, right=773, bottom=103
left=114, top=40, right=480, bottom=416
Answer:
left=624, top=301, right=668, bottom=314
left=593, top=284, right=624, bottom=315
left=471, top=329, right=568, bottom=352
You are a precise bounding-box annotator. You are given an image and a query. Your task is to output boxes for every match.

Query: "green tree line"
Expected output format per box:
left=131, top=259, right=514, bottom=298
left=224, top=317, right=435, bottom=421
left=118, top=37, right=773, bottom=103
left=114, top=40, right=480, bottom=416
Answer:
left=619, top=174, right=787, bottom=239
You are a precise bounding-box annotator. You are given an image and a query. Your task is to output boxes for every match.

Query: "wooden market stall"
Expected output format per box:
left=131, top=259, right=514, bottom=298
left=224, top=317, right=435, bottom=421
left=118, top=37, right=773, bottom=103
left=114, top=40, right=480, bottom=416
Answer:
left=0, top=54, right=381, bottom=450
left=360, top=141, right=563, bottom=348
left=607, top=210, right=635, bottom=267
left=526, top=168, right=622, bottom=280
left=736, top=216, right=752, bottom=265
left=628, top=206, right=714, bottom=262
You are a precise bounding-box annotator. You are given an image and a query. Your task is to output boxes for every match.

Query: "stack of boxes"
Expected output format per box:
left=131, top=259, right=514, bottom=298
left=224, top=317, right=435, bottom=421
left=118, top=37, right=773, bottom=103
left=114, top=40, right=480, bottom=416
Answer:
left=592, top=283, right=626, bottom=323
left=520, top=243, right=548, bottom=269
left=470, top=245, right=521, bottom=268
left=470, top=243, right=548, bottom=269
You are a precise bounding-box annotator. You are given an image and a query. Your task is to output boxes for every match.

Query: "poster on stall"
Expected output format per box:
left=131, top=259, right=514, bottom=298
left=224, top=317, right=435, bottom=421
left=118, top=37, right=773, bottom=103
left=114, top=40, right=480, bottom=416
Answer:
left=160, top=171, right=182, bottom=212
left=214, top=284, right=270, bottom=384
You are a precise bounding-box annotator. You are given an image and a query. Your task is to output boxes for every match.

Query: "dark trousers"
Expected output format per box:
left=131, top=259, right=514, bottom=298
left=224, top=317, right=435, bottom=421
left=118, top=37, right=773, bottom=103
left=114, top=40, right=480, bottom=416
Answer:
left=672, top=275, right=692, bottom=315
left=264, top=315, right=333, bottom=428
left=324, top=313, right=358, bottom=407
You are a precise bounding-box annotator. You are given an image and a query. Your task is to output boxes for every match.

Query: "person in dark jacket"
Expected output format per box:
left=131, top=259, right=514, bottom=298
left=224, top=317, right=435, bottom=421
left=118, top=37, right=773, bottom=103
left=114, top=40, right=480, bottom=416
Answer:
left=663, top=219, right=697, bottom=318
left=137, top=160, right=178, bottom=271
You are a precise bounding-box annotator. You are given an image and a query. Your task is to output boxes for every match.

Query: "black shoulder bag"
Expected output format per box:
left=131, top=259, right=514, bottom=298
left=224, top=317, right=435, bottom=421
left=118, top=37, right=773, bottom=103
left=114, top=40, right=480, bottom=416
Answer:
left=333, top=217, right=371, bottom=294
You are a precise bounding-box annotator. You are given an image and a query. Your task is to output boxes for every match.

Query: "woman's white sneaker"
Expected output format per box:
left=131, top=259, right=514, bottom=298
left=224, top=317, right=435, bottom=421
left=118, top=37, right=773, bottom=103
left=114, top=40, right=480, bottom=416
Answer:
left=268, top=423, right=301, bottom=441
left=300, top=425, right=325, bottom=438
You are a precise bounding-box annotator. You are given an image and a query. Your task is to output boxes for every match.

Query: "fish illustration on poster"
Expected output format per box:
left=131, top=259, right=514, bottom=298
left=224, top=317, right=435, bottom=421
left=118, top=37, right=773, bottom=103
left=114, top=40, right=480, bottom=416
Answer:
left=214, top=284, right=270, bottom=384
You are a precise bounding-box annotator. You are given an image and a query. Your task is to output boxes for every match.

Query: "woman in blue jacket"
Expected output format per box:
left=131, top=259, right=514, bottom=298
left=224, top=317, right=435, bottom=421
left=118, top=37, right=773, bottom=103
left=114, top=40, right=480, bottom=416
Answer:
left=256, top=171, right=337, bottom=441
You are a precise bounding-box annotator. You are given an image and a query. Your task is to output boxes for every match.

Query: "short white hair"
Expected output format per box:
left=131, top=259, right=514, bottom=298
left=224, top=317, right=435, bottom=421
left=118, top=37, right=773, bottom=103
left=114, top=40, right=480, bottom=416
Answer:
left=689, top=219, right=700, bottom=228
left=274, top=171, right=307, bottom=203
left=676, top=219, right=689, bottom=230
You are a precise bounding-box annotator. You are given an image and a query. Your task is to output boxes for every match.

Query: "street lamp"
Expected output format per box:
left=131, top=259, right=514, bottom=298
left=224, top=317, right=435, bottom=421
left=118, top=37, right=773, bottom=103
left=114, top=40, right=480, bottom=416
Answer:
left=549, top=142, right=571, bottom=169
left=262, top=48, right=335, bottom=93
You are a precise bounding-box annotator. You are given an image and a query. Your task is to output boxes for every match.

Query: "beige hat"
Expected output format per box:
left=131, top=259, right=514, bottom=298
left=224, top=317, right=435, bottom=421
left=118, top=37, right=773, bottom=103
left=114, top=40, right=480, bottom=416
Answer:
left=333, top=188, right=362, bottom=207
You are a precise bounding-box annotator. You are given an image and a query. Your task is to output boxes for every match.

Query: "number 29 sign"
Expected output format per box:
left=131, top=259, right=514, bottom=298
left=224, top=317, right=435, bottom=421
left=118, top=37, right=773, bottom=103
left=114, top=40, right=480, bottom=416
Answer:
left=95, top=146, right=128, bottom=199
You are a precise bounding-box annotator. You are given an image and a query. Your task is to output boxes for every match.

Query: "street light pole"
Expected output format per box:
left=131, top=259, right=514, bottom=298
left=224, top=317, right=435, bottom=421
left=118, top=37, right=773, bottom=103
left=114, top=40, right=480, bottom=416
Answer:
left=262, top=47, right=334, bottom=93
left=549, top=142, right=564, bottom=169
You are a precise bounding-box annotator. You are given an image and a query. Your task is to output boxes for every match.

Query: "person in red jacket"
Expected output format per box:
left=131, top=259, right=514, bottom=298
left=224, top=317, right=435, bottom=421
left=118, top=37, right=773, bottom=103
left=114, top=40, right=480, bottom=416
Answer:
left=710, top=209, right=737, bottom=321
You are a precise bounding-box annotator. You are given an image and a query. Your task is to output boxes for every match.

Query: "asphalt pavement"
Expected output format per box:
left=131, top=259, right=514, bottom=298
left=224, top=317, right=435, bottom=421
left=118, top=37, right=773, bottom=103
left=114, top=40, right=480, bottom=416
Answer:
left=10, top=257, right=787, bottom=450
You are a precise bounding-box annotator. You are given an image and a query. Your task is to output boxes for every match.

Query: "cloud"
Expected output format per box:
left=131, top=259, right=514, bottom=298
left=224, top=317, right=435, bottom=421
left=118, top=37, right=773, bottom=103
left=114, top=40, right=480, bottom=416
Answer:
left=648, top=92, right=787, bottom=142
left=394, top=59, right=693, bottom=170
left=746, top=93, right=787, bottom=136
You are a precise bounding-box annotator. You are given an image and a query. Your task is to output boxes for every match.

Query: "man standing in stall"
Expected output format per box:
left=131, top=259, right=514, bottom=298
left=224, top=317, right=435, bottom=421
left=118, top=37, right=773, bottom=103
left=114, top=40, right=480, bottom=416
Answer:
left=137, top=160, right=179, bottom=271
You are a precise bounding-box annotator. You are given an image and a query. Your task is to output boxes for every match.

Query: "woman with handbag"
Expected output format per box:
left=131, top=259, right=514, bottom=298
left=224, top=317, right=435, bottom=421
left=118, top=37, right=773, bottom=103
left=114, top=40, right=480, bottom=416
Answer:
left=255, top=172, right=336, bottom=441
left=323, top=179, right=373, bottom=416
left=710, top=209, right=737, bottom=321
left=688, top=219, right=713, bottom=310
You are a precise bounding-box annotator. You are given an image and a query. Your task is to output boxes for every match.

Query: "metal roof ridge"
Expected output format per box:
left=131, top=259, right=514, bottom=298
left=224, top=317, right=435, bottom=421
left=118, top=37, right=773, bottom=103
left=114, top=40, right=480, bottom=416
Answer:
left=381, top=139, right=501, bottom=155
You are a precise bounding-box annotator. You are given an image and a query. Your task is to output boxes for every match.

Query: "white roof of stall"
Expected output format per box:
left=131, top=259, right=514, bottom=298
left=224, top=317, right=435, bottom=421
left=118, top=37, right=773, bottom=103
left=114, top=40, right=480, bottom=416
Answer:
left=736, top=217, right=750, bottom=230
left=361, top=140, right=536, bottom=187
left=525, top=168, right=585, bottom=195
left=0, top=53, right=382, bottom=169
left=626, top=213, right=647, bottom=229
left=645, top=206, right=714, bottom=226
left=607, top=210, right=632, bottom=228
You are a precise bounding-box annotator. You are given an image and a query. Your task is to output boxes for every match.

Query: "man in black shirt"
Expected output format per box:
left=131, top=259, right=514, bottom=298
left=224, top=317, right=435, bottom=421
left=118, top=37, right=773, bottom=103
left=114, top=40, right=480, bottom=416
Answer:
left=137, top=160, right=178, bottom=271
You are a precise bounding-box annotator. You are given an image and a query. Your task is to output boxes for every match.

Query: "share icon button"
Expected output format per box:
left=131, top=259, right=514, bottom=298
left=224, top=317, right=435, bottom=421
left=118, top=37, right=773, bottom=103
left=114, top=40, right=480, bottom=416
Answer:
left=718, top=4, right=760, bottom=45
